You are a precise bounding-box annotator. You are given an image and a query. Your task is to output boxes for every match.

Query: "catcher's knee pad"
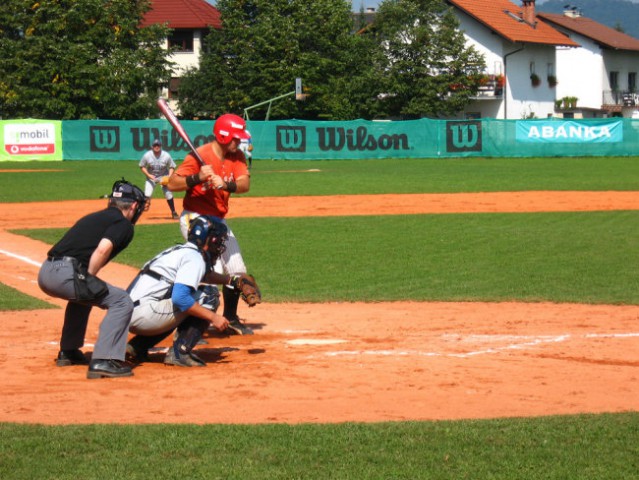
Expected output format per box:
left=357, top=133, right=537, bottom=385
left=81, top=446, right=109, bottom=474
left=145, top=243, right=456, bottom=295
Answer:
left=197, top=284, right=220, bottom=312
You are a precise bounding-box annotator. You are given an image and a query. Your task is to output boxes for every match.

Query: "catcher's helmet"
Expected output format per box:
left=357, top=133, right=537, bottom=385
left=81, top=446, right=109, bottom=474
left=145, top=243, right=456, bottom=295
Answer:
left=109, top=178, right=148, bottom=224
left=188, top=215, right=228, bottom=259
left=213, top=114, right=250, bottom=145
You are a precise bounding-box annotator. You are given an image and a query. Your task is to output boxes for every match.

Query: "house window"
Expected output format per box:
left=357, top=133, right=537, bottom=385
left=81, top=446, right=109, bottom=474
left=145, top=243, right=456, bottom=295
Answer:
left=629, top=72, right=637, bottom=92
left=169, top=77, right=181, bottom=99
left=168, top=30, right=194, bottom=52
left=529, top=62, right=536, bottom=75
left=547, top=63, right=554, bottom=76
left=610, top=71, right=619, bottom=91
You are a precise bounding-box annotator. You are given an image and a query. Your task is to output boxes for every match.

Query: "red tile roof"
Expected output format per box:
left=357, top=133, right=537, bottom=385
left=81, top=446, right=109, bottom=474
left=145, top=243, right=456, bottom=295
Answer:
left=141, top=0, right=221, bottom=29
left=448, top=0, right=579, bottom=47
left=537, top=12, right=639, bottom=52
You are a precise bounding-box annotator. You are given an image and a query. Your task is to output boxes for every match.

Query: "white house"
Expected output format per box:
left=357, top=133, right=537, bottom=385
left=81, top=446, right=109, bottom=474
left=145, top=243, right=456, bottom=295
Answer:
left=447, top=0, right=579, bottom=120
left=141, top=0, right=221, bottom=113
left=538, top=8, right=639, bottom=118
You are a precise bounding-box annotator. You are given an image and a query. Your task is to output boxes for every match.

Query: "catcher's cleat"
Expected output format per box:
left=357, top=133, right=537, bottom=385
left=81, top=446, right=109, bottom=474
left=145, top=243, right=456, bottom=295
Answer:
left=125, top=343, right=148, bottom=363
left=226, top=316, right=254, bottom=335
left=172, top=211, right=179, bottom=220
left=56, top=349, right=89, bottom=367
left=164, top=347, right=206, bottom=367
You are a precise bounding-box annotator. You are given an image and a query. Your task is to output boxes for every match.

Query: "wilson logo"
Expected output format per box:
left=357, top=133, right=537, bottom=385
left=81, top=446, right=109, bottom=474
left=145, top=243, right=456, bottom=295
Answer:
left=89, top=126, right=120, bottom=152
left=317, top=126, right=409, bottom=151
left=276, top=126, right=306, bottom=152
left=446, top=121, right=482, bottom=152
left=130, top=128, right=214, bottom=152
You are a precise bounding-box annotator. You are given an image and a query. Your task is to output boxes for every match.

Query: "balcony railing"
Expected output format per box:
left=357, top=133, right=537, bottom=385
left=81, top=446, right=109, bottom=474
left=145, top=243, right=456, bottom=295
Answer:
left=602, top=90, right=639, bottom=107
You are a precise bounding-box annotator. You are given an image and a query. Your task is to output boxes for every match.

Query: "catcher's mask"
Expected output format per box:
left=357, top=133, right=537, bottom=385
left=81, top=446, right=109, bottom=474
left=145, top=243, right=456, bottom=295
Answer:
left=213, top=114, right=250, bottom=145
left=188, top=215, right=228, bottom=261
left=109, top=178, right=149, bottom=224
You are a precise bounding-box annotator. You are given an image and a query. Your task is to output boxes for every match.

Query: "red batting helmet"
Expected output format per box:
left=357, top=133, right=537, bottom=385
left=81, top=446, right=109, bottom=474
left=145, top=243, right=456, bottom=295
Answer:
left=213, top=114, right=250, bottom=145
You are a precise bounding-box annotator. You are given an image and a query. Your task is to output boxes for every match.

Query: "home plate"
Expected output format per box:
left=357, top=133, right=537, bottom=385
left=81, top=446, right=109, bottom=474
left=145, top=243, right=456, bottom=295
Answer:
left=286, top=339, right=346, bottom=346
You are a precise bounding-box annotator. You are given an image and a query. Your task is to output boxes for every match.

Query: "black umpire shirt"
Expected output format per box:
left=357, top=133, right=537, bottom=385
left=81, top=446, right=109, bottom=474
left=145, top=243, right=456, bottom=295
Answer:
left=48, top=207, right=135, bottom=268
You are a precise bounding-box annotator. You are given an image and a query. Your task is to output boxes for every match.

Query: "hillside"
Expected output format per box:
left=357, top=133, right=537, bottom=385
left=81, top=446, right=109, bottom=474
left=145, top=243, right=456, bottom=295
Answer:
left=538, top=0, right=639, bottom=39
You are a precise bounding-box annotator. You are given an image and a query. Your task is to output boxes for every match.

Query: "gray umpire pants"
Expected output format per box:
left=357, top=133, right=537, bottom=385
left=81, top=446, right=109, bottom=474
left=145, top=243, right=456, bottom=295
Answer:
left=38, top=258, right=133, bottom=361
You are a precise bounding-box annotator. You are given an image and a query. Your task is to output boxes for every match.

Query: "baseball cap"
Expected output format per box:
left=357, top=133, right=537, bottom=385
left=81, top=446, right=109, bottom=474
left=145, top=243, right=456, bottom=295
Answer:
left=152, top=139, right=162, bottom=147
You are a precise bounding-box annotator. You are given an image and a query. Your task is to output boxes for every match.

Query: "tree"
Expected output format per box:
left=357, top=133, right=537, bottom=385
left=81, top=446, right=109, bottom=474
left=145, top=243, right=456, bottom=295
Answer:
left=371, top=0, right=486, bottom=118
left=0, top=0, right=172, bottom=119
left=179, top=0, right=380, bottom=120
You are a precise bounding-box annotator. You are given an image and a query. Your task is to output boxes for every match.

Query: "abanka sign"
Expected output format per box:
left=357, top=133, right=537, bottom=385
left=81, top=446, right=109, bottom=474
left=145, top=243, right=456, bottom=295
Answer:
left=516, top=120, right=623, bottom=143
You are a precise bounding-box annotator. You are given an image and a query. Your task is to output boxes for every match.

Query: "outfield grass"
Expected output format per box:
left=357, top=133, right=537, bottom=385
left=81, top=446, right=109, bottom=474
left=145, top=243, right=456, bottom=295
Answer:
left=1, top=156, right=639, bottom=202
left=1, top=157, right=638, bottom=477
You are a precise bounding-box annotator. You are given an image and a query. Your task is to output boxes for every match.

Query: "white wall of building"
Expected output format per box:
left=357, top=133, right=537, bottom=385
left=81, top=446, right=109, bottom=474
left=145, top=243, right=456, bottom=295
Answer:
left=555, top=36, right=603, bottom=111
left=456, top=9, right=558, bottom=119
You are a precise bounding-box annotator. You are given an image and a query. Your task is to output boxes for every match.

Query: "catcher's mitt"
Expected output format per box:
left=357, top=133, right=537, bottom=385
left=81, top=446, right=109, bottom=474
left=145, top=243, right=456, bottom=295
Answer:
left=230, top=274, right=262, bottom=307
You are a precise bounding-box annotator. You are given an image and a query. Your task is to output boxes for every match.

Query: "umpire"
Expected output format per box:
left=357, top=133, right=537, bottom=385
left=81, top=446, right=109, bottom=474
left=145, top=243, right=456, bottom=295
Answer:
left=38, top=179, right=148, bottom=379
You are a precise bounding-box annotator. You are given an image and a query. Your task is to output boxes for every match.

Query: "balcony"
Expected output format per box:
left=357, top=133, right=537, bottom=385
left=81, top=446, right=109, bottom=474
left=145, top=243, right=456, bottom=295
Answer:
left=602, top=90, right=639, bottom=108
left=471, top=75, right=504, bottom=100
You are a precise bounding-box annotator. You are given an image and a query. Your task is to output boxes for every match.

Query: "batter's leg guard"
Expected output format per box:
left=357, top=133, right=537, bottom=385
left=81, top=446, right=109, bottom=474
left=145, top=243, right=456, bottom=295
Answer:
left=164, top=317, right=209, bottom=367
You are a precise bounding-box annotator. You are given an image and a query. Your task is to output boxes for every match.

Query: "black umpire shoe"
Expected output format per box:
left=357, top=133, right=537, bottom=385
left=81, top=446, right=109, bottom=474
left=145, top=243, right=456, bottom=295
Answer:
left=86, top=359, right=133, bottom=379
left=56, top=349, right=89, bottom=367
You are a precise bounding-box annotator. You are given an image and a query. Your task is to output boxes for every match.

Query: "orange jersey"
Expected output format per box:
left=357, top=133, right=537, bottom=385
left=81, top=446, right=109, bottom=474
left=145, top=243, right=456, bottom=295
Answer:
left=175, top=143, right=249, bottom=218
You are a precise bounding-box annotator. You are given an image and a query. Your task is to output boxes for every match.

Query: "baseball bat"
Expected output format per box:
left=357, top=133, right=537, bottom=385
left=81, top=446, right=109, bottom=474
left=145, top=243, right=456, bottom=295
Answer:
left=156, top=97, right=205, bottom=166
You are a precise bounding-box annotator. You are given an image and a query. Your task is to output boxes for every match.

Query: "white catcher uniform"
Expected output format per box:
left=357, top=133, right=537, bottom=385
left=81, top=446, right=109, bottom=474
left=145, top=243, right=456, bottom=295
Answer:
left=127, top=243, right=218, bottom=336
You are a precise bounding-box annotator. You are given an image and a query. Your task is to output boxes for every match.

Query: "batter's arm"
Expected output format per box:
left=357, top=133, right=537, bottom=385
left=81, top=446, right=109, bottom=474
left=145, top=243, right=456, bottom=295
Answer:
left=167, top=164, right=214, bottom=192
left=222, top=174, right=250, bottom=194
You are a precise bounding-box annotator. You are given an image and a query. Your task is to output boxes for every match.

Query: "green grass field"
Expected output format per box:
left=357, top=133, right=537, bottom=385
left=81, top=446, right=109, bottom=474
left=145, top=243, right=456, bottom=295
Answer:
left=1, top=158, right=638, bottom=478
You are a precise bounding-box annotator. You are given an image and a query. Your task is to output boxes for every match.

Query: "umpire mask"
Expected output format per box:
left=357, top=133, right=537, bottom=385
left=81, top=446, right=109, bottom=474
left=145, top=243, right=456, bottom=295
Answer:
left=109, top=178, right=149, bottom=224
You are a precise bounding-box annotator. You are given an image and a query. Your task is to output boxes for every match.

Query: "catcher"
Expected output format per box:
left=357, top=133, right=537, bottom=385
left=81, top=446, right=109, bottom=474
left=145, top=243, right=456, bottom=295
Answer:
left=126, top=215, right=261, bottom=367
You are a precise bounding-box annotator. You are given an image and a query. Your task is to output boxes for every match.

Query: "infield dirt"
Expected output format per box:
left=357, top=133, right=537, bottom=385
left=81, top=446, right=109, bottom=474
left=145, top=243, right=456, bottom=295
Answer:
left=1, top=192, right=638, bottom=424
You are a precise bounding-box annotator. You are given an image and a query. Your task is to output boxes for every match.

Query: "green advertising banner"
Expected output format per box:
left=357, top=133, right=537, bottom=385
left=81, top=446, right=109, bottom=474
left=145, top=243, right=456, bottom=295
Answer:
left=0, top=119, right=62, bottom=161
left=62, top=119, right=216, bottom=161
left=247, top=118, right=639, bottom=159
left=40, top=117, right=639, bottom=161
left=246, top=119, right=440, bottom=160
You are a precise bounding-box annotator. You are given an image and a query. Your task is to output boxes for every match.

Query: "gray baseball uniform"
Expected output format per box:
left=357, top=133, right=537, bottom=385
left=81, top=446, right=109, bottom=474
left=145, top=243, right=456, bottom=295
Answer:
left=139, top=149, right=176, bottom=199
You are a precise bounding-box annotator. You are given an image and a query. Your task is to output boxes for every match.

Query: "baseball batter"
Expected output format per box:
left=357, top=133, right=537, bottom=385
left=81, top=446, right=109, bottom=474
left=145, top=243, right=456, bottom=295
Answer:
left=126, top=216, right=231, bottom=366
left=166, top=113, right=255, bottom=335
left=139, top=138, right=178, bottom=219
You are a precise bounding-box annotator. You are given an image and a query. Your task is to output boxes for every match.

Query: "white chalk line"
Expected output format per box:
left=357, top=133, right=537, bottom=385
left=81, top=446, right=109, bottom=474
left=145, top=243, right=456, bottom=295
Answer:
left=318, top=332, right=639, bottom=359
left=0, top=249, right=42, bottom=267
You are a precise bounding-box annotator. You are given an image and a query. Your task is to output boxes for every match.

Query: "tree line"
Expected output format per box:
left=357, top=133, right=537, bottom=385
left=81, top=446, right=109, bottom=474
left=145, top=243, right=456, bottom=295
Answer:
left=0, top=0, right=486, bottom=121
